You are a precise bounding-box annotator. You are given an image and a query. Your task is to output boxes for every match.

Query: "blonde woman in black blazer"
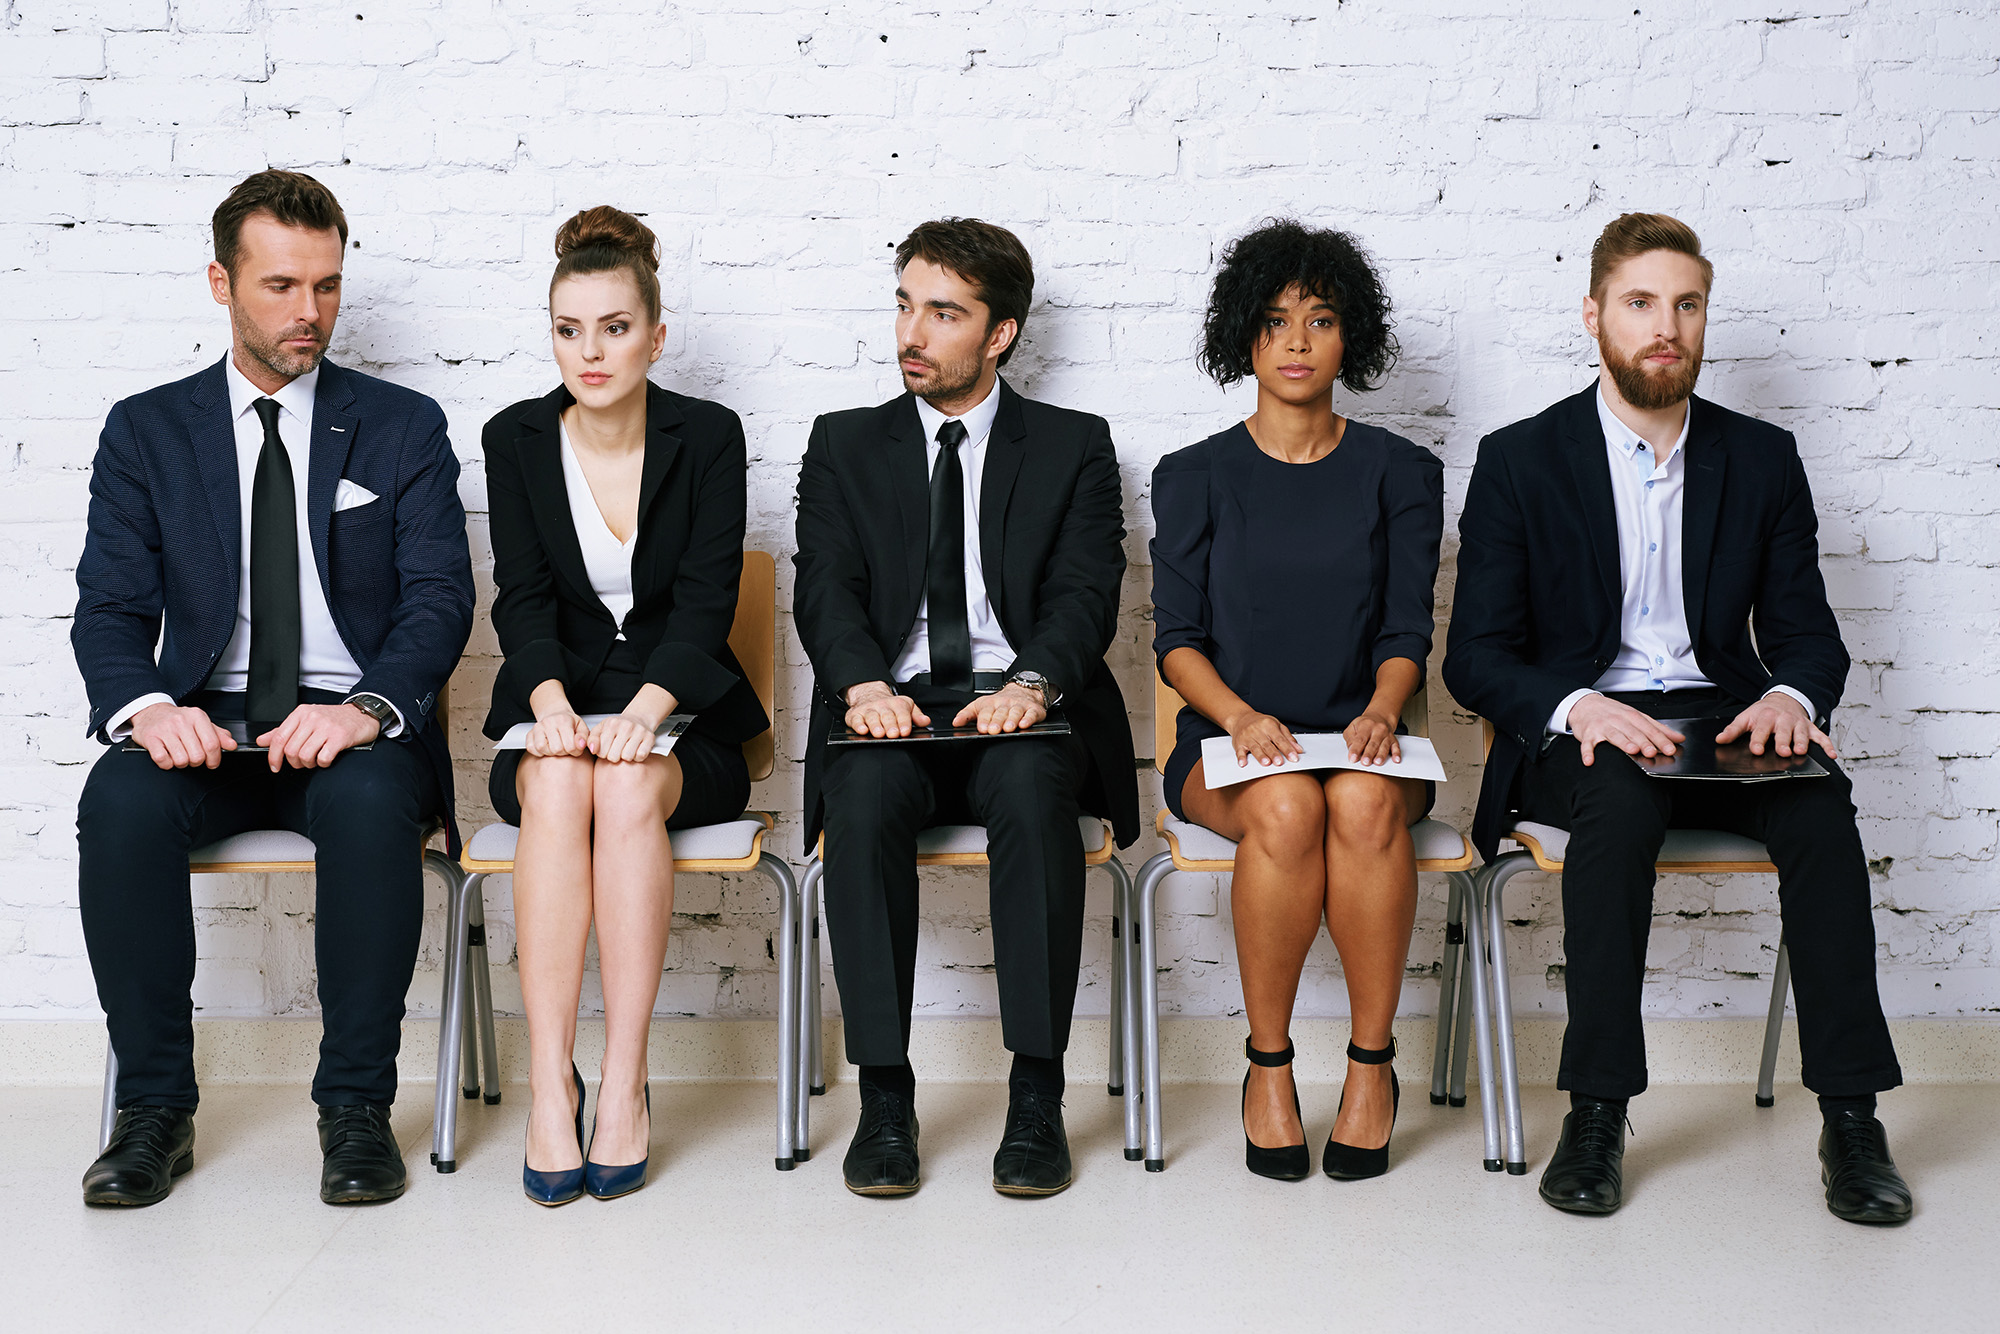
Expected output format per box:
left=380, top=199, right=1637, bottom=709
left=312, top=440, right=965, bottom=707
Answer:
left=482, top=207, right=767, bottom=1205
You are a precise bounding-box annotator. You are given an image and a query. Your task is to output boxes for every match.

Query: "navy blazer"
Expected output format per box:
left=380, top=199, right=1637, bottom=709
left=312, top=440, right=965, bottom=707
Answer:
left=72, top=356, right=476, bottom=844
left=1443, top=385, right=1850, bottom=861
left=792, top=379, right=1139, bottom=848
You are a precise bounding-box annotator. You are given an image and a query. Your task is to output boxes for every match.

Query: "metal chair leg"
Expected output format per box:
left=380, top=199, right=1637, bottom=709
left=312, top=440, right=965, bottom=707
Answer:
left=1461, top=862, right=1504, bottom=1171
left=1483, top=856, right=1531, bottom=1174
left=770, top=851, right=802, bottom=1170
left=1133, top=853, right=1171, bottom=1171
left=459, top=866, right=501, bottom=1106
left=1123, top=855, right=1159, bottom=1163
left=431, top=867, right=474, bottom=1172
left=794, top=861, right=823, bottom=1161
left=1757, top=936, right=1791, bottom=1108
left=1430, top=872, right=1466, bottom=1104
left=457, top=945, right=480, bottom=1101
left=1107, top=859, right=1126, bottom=1099
left=808, top=901, right=825, bottom=1097
left=99, top=1040, right=120, bottom=1154
left=1448, top=927, right=1474, bottom=1107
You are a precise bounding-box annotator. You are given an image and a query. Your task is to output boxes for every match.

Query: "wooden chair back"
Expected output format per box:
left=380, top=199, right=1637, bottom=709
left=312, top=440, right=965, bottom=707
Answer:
left=731, top=551, right=778, bottom=783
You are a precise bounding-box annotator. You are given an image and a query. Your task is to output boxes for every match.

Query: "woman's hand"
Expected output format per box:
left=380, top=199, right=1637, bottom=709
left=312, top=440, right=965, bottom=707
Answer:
left=1224, top=710, right=1303, bottom=768
left=588, top=712, right=660, bottom=764
left=1343, top=710, right=1403, bottom=766
left=525, top=710, right=589, bottom=758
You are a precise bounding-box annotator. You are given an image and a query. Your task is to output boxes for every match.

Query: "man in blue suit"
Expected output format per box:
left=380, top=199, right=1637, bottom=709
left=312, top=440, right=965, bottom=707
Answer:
left=72, top=171, right=474, bottom=1207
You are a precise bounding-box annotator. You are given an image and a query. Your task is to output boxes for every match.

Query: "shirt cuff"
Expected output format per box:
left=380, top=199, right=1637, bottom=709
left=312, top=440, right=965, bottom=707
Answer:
left=1548, top=688, right=1599, bottom=736
left=345, top=692, right=407, bottom=739
left=1764, top=684, right=1818, bottom=721
left=106, top=693, right=175, bottom=741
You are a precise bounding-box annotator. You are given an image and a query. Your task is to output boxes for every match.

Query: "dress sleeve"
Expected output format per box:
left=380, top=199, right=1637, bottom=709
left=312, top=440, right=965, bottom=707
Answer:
left=1148, top=448, right=1214, bottom=672
left=1371, top=441, right=1444, bottom=674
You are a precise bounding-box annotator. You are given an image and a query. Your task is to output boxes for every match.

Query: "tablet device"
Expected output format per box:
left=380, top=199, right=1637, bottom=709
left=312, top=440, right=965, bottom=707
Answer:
left=825, top=718, right=1074, bottom=746
left=122, top=718, right=374, bottom=755
left=1632, top=716, right=1826, bottom=781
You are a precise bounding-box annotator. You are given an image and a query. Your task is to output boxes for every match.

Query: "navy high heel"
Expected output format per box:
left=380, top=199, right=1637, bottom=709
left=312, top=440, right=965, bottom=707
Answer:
left=585, top=1082, right=651, bottom=1200
left=522, top=1064, right=588, bottom=1206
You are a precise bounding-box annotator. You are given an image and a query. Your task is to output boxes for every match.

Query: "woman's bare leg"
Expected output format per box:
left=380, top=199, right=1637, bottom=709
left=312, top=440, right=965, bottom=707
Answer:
left=513, top=753, right=598, bottom=1171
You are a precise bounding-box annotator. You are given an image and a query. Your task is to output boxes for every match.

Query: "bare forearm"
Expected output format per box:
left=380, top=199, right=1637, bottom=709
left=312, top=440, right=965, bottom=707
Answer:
left=1363, top=658, right=1422, bottom=727
left=529, top=679, right=575, bottom=721
left=1162, top=646, right=1258, bottom=731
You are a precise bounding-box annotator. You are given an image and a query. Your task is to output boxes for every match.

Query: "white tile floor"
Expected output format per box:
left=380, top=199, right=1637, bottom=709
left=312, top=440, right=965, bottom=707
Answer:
left=3, top=1079, right=1991, bottom=1331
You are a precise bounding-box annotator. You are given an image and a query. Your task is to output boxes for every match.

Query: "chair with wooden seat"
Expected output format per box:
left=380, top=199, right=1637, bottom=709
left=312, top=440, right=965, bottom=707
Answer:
left=787, top=781, right=1140, bottom=1167
left=1445, top=717, right=1795, bottom=1176
left=1125, top=675, right=1486, bottom=1172
left=446, top=551, right=807, bottom=1172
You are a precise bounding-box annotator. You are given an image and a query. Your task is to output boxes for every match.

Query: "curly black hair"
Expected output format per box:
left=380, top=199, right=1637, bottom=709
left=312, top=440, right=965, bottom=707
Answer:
left=1199, top=219, right=1398, bottom=392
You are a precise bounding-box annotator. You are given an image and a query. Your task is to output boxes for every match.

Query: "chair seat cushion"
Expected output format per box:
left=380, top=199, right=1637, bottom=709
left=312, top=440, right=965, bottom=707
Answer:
left=190, top=830, right=317, bottom=864
left=911, top=817, right=1109, bottom=858
left=465, top=818, right=768, bottom=866
left=1508, top=820, right=1771, bottom=866
left=1162, top=816, right=1469, bottom=866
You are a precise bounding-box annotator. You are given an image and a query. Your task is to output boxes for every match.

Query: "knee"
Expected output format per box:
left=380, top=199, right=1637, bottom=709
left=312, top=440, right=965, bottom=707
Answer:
left=77, top=754, right=185, bottom=851
left=306, top=752, right=421, bottom=834
left=1324, top=777, right=1404, bottom=853
left=520, top=755, right=594, bottom=822
left=591, top=759, right=668, bottom=829
left=1237, top=781, right=1326, bottom=859
left=1566, top=762, right=1667, bottom=835
left=823, top=749, right=923, bottom=821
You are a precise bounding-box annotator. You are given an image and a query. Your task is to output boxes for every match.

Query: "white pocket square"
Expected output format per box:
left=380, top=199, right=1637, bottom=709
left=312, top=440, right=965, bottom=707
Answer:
left=334, top=479, right=380, bottom=511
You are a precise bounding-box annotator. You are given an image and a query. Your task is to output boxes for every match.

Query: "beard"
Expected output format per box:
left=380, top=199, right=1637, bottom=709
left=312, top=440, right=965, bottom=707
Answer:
left=233, top=305, right=329, bottom=383
left=1600, top=330, right=1702, bottom=411
left=899, top=343, right=984, bottom=403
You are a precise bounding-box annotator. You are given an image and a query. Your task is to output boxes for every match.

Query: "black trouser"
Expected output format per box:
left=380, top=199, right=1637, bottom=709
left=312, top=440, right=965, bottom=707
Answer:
left=77, top=693, right=443, bottom=1110
left=1519, top=687, right=1900, bottom=1100
left=819, top=685, right=1091, bottom=1067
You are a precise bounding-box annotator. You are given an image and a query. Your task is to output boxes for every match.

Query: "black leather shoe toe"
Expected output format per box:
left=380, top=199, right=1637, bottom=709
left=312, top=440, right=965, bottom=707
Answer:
left=992, top=1086, right=1072, bottom=1197
left=1820, top=1112, right=1913, bottom=1226
left=83, top=1107, right=196, bottom=1207
left=843, top=1087, right=920, bottom=1197
left=1538, top=1103, right=1626, bottom=1216
left=318, top=1105, right=407, bottom=1205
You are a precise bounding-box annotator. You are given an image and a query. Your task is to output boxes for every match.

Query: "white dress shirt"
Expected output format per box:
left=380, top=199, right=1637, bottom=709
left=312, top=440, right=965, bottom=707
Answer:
left=891, top=378, right=1019, bottom=682
left=108, top=358, right=401, bottom=738
left=1550, top=387, right=1815, bottom=732
left=559, top=422, right=636, bottom=637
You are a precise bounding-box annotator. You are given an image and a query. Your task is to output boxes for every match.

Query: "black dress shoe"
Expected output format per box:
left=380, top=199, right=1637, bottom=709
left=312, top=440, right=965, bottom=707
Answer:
left=1538, top=1101, right=1626, bottom=1215
left=83, top=1107, right=195, bottom=1207
left=842, top=1086, right=920, bottom=1197
left=318, top=1105, right=407, bottom=1205
left=992, top=1085, right=1072, bottom=1197
left=1820, top=1112, right=1913, bottom=1225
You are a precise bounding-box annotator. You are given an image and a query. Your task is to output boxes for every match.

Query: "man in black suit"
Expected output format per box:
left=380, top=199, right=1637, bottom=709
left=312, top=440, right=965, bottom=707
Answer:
left=72, top=171, right=474, bottom=1207
left=1444, top=214, right=1909, bottom=1224
left=793, top=218, right=1137, bottom=1198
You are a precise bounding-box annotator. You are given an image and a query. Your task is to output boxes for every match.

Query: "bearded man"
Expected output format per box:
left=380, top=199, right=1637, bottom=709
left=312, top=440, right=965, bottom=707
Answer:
left=1443, top=213, right=1911, bottom=1225
left=792, top=218, right=1136, bottom=1198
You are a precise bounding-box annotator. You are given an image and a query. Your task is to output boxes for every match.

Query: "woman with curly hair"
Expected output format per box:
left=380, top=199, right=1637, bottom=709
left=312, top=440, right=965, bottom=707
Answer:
left=1150, top=219, right=1443, bottom=1182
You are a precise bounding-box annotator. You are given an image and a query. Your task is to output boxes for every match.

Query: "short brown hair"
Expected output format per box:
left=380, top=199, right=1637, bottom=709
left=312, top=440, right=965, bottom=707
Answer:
left=1589, top=212, right=1713, bottom=301
left=551, top=205, right=662, bottom=324
left=212, top=169, right=349, bottom=278
left=895, top=218, right=1034, bottom=367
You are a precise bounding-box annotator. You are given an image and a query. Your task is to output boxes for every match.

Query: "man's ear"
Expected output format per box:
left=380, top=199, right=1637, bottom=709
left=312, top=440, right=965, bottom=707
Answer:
left=986, top=317, right=1018, bottom=363
left=1580, top=293, right=1600, bottom=338
left=208, top=260, right=233, bottom=308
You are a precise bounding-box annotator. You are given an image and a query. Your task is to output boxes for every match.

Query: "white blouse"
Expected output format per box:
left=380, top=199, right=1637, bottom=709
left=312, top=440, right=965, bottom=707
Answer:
left=558, top=423, right=636, bottom=636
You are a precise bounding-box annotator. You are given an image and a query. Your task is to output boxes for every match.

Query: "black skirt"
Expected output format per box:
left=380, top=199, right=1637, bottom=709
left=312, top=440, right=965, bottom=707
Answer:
left=1163, top=707, right=1436, bottom=827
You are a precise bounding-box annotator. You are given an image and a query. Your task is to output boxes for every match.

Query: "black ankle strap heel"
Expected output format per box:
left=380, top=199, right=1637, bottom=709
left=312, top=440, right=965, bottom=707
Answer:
left=1242, top=1038, right=1310, bottom=1182
left=1324, top=1038, right=1400, bottom=1181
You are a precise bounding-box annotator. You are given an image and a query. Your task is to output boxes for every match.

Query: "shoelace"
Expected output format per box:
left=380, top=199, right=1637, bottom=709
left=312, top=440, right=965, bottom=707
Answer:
left=321, top=1106, right=391, bottom=1154
left=1569, top=1104, right=1631, bottom=1154
left=1007, top=1093, right=1064, bottom=1143
left=1826, top=1115, right=1882, bottom=1166
left=110, top=1108, right=185, bottom=1164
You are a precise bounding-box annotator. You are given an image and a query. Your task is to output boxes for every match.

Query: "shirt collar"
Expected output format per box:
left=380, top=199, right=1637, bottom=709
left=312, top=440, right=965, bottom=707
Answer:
left=225, top=355, right=319, bottom=430
left=912, top=375, right=1002, bottom=448
left=1595, top=383, right=1688, bottom=464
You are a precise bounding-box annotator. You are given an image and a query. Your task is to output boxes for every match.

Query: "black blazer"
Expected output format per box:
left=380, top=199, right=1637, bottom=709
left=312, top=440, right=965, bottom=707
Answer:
left=1443, top=385, right=1850, bottom=860
left=74, top=356, right=474, bottom=846
left=480, top=382, right=768, bottom=747
left=792, top=378, right=1139, bottom=847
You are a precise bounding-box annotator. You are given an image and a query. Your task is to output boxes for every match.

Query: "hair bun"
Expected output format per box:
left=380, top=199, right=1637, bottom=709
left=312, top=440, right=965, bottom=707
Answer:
left=553, top=205, right=659, bottom=273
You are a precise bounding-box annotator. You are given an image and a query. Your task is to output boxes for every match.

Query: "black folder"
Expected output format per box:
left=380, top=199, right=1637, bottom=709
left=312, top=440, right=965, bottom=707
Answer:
left=1632, top=716, right=1826, bottom=781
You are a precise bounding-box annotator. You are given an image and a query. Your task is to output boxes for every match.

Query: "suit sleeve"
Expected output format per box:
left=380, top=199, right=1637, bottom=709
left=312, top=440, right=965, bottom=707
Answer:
left=640, top=413, right=749, bottom=711
left=1007, top=415, right=1127, bottom=696
left=485, top=417, right=588, bottom=726
left=348, top=399, right=474, bottom=737
left=72, top=400, right=176, bottom=740
left=1442, top=433, right=1593, bottom=751
left=1148, top=449, right=1212, bottom=671
left=792, top=417, right=896, bottom=701
left=1373, top=444, right=1444, bottom=674
left=1749, top=434, right=1849, bottom=719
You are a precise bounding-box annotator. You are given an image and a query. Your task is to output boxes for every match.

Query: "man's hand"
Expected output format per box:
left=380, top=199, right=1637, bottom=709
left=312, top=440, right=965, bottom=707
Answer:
left=953, top=683, right=1046, bottom=735
left=1717, top=691, right=1836, bottom=759
left=1567, top=693, right=1685, bottom=767
left=130, top=702, right=236, bottom=770
left=525, top=710, right=589, bottom=758
left=1223, top=709, right=1303, bottom=768
left=1343, top=709, right=1403, bottom=766
left=845, top=682, right=930, bottom=738
left=257, top=703, right=380, bottom=772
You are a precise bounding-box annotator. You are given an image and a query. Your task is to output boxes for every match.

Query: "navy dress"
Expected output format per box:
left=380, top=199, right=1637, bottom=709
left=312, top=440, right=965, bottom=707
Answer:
left=1150, top=420, right=1444, bottom=821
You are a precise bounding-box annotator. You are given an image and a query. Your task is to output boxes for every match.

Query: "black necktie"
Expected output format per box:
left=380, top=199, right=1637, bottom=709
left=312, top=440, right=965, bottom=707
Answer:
left=246, top=397, right=302, bottom=725
left=926, top=418, right=974, bottom=691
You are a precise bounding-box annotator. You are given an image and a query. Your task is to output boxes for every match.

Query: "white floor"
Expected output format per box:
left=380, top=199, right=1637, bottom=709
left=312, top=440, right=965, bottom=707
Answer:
left=2, top=1079, right=1991, bottom=1331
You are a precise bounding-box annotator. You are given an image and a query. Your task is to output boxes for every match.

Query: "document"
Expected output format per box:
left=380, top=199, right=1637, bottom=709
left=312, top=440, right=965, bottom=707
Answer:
left=493, top=713, right=693, bottom=756
left=1201, top=733, right=1448, bottom=789
left=1632, top=717, right=1828, bottom=781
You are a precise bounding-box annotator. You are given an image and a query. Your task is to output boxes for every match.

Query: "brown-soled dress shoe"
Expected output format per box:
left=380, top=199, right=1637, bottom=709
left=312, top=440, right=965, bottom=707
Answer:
left=842, top=1086, right=920, bottom=1197
left=992, top=1085, right=1072, bottom=1197
left=318, top=1104, right=407, bottom=1205
left=83, top=1106, right=195, bottom=1207
left=1820, top=1112, right=1913, bottom=1225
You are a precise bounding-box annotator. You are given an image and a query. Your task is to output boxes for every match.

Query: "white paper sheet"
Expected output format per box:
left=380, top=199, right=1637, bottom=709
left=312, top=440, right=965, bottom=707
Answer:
left=1201, top=732, right=1447, bottom=789
left=494, top=713, right=693, bottom=756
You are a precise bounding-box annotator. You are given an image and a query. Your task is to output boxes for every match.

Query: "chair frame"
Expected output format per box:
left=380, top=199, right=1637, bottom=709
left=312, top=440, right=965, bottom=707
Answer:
left=1127, top=674, right=1482, bottom=1171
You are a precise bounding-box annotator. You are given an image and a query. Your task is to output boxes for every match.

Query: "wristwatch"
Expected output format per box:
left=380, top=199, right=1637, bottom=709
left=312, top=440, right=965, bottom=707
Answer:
left=345, top=693, right=397, bottom=730
left=1007, top=671, right=1059, bottom=707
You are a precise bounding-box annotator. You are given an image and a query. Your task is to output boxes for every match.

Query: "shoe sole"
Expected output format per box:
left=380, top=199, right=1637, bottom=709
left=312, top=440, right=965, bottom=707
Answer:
left=83, top=1148, right=194, bottom=1207
left=845, top=1179, right=919, bottom=1197
left=1538, top=1188, right=1621, bottom=1215
left=992, top=1177, right=1072, bottom=1197
left=524, top=1191, right=584, bottom=1207
left=322, top=1182, right=408, bottom=1205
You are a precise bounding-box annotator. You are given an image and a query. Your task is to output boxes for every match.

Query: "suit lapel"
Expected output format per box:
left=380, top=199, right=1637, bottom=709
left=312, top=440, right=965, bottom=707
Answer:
left=517, top=387, right=596, bottom=610
left=632, top=383, right=684, bottom=602
left=185, top=358, right=241, bottom=570
left=885, top=394, right=930, bottom=608
left=978, top=381, right=1029, bottom=626
left=1679, top=396, right=1726, bottom=645
left=1561, top=388, right=1622, bottom=618
left=307, top=362, right=358, bottom=598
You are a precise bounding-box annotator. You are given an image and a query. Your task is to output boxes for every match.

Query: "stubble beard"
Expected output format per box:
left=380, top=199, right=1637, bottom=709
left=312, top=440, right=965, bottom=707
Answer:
left=233, top=302, right=329, bottom=384
left=900, top=345, right=984, bottom=405
left=1601, top=330, right=1703, bottom=411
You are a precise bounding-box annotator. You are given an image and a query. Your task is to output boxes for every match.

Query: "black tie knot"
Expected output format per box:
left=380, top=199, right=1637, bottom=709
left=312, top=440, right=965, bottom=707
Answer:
left=936, top=418, right=968, bottom=450
left=253, top=397, right=282, bottom=434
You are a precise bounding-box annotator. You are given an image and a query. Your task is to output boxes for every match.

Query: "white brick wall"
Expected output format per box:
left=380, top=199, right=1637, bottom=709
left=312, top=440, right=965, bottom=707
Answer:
left=2, top=0, right=1995, bottom=1029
